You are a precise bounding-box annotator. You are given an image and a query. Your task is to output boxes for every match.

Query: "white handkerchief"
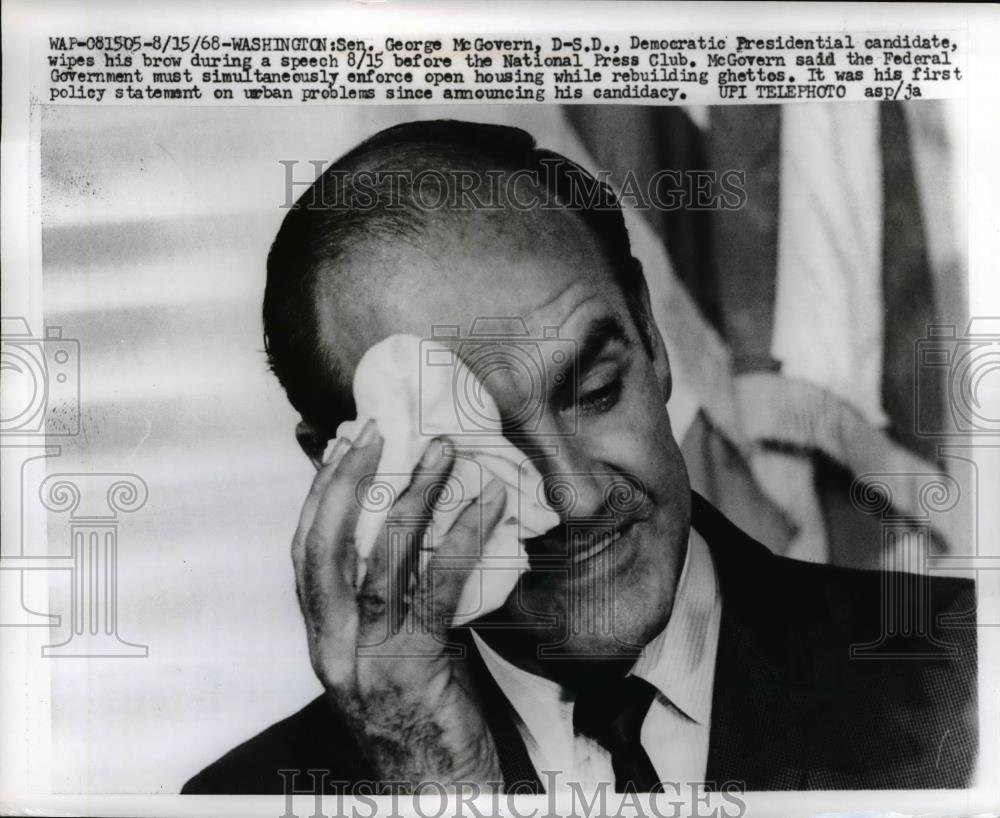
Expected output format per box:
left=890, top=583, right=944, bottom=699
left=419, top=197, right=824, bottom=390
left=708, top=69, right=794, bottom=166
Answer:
left=323, top=334, right=560, bottom=625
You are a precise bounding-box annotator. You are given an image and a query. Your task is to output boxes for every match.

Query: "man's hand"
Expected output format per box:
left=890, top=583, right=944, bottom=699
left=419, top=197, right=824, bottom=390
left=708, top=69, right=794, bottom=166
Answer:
left=291, top=420, right=507, bottom=787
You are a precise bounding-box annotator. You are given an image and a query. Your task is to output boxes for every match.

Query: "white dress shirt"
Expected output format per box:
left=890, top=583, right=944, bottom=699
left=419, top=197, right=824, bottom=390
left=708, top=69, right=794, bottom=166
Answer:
left=472, top=530, right=722, bottom=790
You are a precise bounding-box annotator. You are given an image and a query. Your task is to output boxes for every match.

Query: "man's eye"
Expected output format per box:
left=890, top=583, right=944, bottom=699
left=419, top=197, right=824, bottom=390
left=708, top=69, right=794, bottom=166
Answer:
left=576, top=375, right=623, bottom=415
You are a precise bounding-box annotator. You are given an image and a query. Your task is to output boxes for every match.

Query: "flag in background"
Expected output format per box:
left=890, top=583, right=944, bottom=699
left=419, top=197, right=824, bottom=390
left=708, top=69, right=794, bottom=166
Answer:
left=567, top=100, right=971, bottom=568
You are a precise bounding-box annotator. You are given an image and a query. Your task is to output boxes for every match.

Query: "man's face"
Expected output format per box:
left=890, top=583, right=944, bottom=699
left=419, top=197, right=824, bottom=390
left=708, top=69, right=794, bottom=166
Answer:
left=319, top=206, right=691, bottom=673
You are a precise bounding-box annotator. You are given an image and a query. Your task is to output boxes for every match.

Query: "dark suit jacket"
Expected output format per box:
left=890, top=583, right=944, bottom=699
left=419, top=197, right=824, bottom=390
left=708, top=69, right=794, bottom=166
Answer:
left=183, top=493, right=977, bottom=793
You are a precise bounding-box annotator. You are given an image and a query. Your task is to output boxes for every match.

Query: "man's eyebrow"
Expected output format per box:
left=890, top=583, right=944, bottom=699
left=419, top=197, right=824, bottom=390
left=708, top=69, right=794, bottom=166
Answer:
left=574, top=315, right=633, bottom=373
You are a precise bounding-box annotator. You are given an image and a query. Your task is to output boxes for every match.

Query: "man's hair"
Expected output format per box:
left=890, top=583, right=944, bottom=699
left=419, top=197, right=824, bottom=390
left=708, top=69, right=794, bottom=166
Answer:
left=263, top=119, right=650, bottom=439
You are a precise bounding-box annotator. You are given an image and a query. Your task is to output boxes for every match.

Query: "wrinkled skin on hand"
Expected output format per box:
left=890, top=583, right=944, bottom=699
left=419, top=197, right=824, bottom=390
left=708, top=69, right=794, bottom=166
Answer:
left=291, top=421, right=505, bottom=787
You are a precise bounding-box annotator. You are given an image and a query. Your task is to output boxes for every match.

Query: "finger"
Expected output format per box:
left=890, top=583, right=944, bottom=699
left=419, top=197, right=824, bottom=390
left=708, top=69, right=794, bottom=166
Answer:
left=358, top=438, right=455, bottom=636
left=291, top=438, right=351, bottom=572
left=435, top=476, right=509, bottom=541
left=305, top=421, right=382, bottom=594
left=428, top=458, right=481, bottom=540
left=420, top=478, right=509, bottom=621
left=298, top=422, right=383, bottom=625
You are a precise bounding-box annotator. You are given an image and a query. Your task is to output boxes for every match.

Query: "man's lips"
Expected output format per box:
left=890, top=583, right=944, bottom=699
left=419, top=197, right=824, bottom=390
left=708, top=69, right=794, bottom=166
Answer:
left=523, top=516, right=642, bottom=567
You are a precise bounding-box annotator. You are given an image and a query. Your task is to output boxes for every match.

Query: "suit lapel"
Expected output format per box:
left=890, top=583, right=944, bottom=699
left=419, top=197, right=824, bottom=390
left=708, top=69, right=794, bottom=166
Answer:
left=692, top=492, right=809, bottom=790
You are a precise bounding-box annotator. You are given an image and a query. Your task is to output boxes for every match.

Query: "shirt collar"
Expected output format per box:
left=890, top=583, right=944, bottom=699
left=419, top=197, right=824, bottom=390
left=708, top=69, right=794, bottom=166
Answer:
left=471, top=625, right=570, bottom=768
left=472, top=529, right=722, bottom=727
left=629, top=528, right=720, bottom=725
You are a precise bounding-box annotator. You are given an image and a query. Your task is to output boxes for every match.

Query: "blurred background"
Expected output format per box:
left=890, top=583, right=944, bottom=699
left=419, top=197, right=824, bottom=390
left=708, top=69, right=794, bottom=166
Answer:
left=25, top=99, right=974, bottom=791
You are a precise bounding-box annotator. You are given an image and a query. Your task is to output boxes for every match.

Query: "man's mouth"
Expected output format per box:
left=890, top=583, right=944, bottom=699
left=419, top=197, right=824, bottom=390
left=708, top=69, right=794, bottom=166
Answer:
left=524, top=516, right=640, bottom=568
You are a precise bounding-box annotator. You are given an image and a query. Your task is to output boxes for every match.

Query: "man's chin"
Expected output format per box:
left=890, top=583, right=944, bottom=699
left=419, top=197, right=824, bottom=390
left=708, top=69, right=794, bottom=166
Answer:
left=469, top=521, right=680, bottom=671
left=472, top=591, right=664, bottom=680
left=482, top=623, right=650, bottom=689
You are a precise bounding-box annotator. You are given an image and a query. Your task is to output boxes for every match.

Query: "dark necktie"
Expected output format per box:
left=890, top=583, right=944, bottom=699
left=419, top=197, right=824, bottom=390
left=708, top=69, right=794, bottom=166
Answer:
left=572, top=675, right=662, bottom=792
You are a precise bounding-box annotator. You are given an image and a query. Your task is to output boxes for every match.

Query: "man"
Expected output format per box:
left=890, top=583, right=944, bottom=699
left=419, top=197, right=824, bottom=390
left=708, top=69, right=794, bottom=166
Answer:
left=183, top=120, right=976, bottom=794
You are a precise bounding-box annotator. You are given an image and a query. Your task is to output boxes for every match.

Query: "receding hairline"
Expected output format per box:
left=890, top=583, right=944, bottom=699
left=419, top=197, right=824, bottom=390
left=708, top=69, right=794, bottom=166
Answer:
left=306, top=193, right=617, bottom=374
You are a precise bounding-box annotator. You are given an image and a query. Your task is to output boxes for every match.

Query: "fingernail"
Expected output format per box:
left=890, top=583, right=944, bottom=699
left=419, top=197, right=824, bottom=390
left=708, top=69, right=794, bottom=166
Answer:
left=353, top=419, right=378, bottom=448
left=423, top=437, right=452, bottom=466
left=326, top=437, right=351, bottom=464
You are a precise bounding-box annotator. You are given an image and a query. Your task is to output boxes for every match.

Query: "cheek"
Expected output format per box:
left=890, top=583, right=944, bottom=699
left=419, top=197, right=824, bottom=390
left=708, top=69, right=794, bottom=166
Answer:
left=616, top=365, right=684, bottom=484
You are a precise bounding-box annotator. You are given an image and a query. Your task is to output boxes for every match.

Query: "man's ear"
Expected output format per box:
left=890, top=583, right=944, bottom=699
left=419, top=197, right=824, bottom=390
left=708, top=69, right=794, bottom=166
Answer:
left=296, top=421, right=328, bottom=471
left=635, top=276, right=672, bottom=404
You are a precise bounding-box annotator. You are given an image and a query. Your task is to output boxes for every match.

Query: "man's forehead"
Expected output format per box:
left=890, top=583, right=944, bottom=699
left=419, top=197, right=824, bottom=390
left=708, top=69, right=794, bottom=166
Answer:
left=314, top=207, right=620, bottom=372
